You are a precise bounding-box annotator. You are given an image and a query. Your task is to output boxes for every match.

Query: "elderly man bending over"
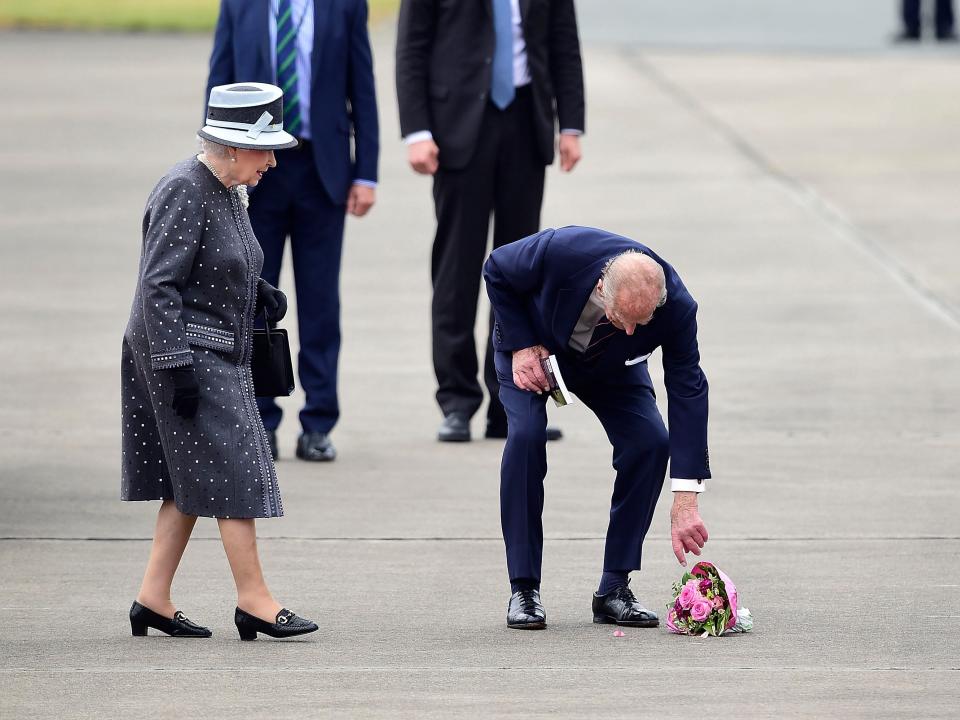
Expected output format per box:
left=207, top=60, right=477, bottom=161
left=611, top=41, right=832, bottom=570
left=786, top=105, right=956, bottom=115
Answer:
left=483, top=226, right=711, bottom=630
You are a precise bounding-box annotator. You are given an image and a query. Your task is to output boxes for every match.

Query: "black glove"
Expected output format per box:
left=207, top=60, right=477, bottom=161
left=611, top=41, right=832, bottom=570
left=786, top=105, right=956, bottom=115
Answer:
left=257, top=282, right=287, bottom=323
left=169, top=365, right=200, bottom=419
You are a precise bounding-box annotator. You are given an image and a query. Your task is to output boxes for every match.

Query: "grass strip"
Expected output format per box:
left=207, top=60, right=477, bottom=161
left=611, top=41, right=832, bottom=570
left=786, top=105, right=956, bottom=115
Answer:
left=0, top=0, right=398, bottom=32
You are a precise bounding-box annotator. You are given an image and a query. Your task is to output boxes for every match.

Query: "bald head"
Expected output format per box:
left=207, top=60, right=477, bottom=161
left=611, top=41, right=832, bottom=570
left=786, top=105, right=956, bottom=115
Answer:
left=597, top=251, right=666, bottom=332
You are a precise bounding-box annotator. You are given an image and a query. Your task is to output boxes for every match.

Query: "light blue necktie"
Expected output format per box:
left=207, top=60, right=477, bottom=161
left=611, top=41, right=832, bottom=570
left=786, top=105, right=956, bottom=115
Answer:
left=490, top=0, right=515, bottom=109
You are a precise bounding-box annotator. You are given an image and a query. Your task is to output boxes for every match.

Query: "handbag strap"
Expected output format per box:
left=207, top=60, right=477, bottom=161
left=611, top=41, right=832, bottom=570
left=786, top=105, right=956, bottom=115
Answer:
left=260, top=310, right=274, bottom=338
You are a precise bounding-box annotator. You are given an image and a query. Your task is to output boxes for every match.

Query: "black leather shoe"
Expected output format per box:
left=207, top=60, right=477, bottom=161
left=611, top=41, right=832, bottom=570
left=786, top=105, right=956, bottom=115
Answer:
left=266, top=430, right=278, bottom=461
left=296, top=432, right=336, bottom=461
left=234, top=607, right=319, bottom=640
left=485, top=423, right=563, bottom=441
left=592, top=581, right=659, bottom=628
left=506, top=588, right=546, bottom=630
left=129, top=601, right=212, bottom=638
left=438, top=413, right=470, bottom=442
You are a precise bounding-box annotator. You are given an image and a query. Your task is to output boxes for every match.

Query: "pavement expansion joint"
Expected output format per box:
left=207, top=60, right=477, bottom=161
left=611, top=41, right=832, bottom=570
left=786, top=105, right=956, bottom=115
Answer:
left=3, top=666, right=959, bottom=675
left=622, top=47, right=960, bottom=332
left=3, top=535, right=959, bottom=542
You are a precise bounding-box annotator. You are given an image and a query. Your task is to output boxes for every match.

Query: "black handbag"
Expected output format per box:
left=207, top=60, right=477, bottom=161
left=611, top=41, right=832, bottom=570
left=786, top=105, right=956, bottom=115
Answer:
left=252, top=318, right=295, bottom=398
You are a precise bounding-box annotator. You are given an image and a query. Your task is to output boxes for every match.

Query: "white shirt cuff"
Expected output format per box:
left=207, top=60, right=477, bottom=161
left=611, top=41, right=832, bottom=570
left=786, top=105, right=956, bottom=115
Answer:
left=560, top=129, right=583, bottom=136
left=404, top=130, right=433, bottom=144
left=352, top=179, right=377, bottom=188
left=671, top=478, right=706, bottom=493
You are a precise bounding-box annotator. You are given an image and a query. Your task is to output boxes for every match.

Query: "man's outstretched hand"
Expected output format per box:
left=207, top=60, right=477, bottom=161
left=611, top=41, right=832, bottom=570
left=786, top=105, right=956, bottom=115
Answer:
left=671, top=491, right=708, bottom=566
left=512, top=344, right=551, bottom=394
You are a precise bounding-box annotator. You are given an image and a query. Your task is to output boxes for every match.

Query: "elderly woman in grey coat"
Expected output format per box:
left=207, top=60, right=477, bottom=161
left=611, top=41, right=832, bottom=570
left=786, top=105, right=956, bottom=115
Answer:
left=121, top=83, right=316, bottom=640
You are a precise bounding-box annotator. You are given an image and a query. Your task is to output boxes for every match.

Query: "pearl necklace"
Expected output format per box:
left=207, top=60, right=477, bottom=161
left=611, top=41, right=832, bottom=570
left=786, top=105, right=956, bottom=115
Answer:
left=197, top=154, right=250, bottom=209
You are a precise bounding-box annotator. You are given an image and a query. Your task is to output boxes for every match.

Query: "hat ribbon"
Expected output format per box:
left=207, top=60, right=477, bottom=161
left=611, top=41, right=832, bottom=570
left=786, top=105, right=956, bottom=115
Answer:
left=246, top=111, right=274, bottom=140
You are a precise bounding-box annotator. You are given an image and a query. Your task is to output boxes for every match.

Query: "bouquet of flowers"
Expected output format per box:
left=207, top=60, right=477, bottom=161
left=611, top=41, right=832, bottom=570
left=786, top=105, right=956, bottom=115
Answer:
left=665, top=561, right=752, bottom=637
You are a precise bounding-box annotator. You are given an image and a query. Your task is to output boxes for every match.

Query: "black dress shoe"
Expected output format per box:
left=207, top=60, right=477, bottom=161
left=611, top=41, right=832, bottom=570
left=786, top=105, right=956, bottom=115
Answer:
left=296, top=432, right=336, bottom=461
left=266, top=430, right=278, bottom=461
left=592, top=582, right=659, bottom=628
left=506, top=588, right=546, bottom=630
left=234, top=607, right=319, bottom=640
left=484, top=423, right=563, bottom=442
left=438, top=412, right=470, bottom=442
left=129, top=601, right=212, bottom=638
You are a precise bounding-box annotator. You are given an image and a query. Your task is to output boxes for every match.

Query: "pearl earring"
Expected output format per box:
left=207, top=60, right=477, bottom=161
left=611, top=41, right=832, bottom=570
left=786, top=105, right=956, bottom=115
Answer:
left=231, top=157, right=236, bottom=162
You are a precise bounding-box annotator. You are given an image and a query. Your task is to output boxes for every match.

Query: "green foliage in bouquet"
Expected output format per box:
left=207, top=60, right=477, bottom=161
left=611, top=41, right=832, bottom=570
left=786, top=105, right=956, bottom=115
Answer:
left=667, top=566, right=735, bottom=637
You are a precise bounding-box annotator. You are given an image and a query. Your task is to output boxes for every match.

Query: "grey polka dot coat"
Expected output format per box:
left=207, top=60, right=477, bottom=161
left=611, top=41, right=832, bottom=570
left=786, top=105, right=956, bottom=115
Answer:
left=121, top=157, right=282, bottom=519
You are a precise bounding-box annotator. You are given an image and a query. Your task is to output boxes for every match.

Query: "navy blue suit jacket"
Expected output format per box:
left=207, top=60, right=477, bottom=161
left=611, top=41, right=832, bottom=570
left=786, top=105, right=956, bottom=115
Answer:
left=483, top=226, right=710, bottom=479
left=207, top=0, right=379, bottom=205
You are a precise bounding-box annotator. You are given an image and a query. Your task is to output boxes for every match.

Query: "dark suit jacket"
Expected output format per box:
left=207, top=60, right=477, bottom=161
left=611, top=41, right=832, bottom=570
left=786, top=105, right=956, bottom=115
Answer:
left=483, top=226, right=710, bottom=479
left=396, top=0, right=585, bottom=169
left=207, top=0, right=379, bottom=205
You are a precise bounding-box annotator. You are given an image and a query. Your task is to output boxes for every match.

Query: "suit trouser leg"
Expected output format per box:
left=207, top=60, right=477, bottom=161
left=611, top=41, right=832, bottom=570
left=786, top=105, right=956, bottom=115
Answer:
left=936, top=0, right=955, bottom=34
left=484, top=89, right=547, bottom=430
left=431, top=108, right=499, bottom=418
left=248, top=158, right=295, bottom=432
left=495, top=350, right=549, bottom=581
left=577, top=376, right=669, bottom=572
left=903, top=0, right=921, bottom=34
left=289, top=158, right=346, bottom=434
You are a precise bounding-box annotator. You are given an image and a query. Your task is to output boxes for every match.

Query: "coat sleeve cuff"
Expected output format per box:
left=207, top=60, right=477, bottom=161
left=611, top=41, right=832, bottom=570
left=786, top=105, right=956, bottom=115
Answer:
left=150, top=348, right=193, bottom=371
left=671, top=478, right=706, bottom=493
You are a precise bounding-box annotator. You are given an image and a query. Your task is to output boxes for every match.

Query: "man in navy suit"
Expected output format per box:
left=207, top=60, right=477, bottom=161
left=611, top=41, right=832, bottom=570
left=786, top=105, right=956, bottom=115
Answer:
left=207, top=0, right=379, bottom=462
left=483, top=226, right=711, bottom=629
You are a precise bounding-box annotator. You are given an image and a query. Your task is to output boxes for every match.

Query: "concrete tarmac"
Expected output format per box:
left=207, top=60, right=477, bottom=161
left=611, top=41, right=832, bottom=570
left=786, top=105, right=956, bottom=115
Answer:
left=1, top=6, right=959, bottom=718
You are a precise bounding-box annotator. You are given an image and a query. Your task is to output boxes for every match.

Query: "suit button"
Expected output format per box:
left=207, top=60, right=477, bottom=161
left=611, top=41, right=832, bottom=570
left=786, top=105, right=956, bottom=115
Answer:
left=485, top=57, right=492, bottom=64
left=479, top=92, right=486, bottom=100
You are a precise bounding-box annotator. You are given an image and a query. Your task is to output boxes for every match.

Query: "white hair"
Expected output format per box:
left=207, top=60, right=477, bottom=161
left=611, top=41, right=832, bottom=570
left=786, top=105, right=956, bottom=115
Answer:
left=598, top=250, right=667, bottom=312
left=197, top=136, right=231, bottom=158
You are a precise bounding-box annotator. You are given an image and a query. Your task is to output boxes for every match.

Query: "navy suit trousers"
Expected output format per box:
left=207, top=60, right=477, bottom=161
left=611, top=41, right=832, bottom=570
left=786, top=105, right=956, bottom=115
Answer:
left=249, top=146, right=346, bottom=434
left=495, top=351, right=669, bottom=582
left=903, top=0, right=955, bottom=34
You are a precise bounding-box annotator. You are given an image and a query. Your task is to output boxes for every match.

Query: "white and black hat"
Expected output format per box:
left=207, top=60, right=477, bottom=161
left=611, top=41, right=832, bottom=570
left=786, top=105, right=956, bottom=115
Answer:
left=199, top=82, right=298, bottom=151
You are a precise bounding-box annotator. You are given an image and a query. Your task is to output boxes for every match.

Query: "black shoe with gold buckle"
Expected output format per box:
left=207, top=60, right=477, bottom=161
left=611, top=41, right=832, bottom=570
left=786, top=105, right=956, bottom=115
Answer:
left=234, top=607, right=319, bottom=640
left=129, top=601, right=212, bottom=637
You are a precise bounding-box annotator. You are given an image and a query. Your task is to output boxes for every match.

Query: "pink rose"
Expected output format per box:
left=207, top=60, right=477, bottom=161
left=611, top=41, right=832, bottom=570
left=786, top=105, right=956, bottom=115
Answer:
left=665, top=609, right=681, bottom=634
left=690, top=599, right=712, bottom=622
left=712, top=595, right=725, bottom=610
left=692, top=562, right=740, bottom=629
left=678, top=583, right=699, bottom=609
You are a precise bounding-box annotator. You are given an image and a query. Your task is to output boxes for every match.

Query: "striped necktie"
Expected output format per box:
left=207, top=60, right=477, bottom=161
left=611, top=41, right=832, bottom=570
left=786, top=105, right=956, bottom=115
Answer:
left=490, top=0, right=515, bottom=109
left=276, top=0, right=302, bottom=136
left=582, top=317, right=618, bottom=363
